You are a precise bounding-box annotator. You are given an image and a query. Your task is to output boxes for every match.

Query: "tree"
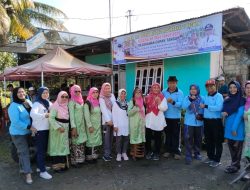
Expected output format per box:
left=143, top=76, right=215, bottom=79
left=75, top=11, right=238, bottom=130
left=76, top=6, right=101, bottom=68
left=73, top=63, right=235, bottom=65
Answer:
left=0, top=0, right=67, bottom=44
left=0, top=51, right=17, bottom=73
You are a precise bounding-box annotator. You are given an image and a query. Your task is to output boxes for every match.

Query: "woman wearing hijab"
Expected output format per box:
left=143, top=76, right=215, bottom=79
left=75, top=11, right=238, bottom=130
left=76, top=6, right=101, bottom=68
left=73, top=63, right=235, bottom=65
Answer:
left=112, top=89, right=129, bottom=161
left=222, top=81, right=245, bottom=173
left=99, top=82, right=116, bottom=161
left=182, top=84, right=204, bottom=165
left=48, top=91, right=70, bottom=172
left=84, top=87, right=102, bottom=163
left=145, top=83, right=168, bottom=161
left=68, top=85, right=87, bottom=167
left=8, top=87, right=35, bottom=184
left=128, top=87, right=146, bottom=160
left=30, top=87, right=52, bottom=179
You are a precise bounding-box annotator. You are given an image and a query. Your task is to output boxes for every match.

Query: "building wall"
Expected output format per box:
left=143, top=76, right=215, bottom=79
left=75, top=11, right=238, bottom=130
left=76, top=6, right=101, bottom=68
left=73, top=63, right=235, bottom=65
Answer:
left=85, top=53, right=111, bottom=65
left=125, top=63, right=136, bottom=100
left=163, top=53, right=210, bottom=96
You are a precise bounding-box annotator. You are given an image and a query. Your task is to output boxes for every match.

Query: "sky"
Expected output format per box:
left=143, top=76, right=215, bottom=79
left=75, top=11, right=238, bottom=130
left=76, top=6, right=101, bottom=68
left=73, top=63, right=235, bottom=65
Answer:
left=35, top=0, right=250, bottom=39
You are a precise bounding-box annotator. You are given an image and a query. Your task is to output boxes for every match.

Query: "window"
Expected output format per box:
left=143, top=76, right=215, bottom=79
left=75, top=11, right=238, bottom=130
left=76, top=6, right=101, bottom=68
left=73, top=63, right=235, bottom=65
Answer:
left=135, top=60, right=163, bottom=95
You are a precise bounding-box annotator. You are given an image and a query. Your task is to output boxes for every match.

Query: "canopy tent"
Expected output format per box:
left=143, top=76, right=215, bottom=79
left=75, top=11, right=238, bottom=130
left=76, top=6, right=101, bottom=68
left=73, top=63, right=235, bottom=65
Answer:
left=0, top=47, right=112, bottom=85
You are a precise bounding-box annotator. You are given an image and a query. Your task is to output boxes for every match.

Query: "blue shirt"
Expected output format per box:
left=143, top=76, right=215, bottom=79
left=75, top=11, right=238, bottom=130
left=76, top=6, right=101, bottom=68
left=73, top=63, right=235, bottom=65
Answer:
left=182, top=96, right=204, bottom=127
left=8, top=101, right=32, bottom=135
left=224, top=106, right=245, bottom=141
left=203, top=92, right=223, bottom=119
left=162, top=88, right=184, bottom=119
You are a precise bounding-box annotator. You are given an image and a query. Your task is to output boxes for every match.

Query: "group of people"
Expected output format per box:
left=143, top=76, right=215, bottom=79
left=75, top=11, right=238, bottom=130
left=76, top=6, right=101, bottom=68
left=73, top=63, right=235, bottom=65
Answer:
left=7, top=75, right=250, bottom=185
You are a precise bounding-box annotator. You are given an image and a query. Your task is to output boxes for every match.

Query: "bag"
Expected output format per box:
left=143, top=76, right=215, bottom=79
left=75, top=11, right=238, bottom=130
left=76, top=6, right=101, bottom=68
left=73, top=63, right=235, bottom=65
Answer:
left=195, top=114, right=204, bottom=121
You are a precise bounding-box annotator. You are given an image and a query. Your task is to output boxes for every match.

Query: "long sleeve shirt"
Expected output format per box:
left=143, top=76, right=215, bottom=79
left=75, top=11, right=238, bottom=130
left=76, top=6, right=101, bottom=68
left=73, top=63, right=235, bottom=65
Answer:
left=99, top=94, right=116, bottom=125
left=203, top=92, right=223, bottom=119
left=162, top=88, right=184, bottom=119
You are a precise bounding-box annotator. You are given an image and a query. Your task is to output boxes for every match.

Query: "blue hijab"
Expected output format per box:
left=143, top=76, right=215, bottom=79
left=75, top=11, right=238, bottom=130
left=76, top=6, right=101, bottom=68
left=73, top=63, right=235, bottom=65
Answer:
left=188, top=84, right=203, bottom=114
left=36, top=87, right=50, bottom=110
left=222, top=81, right=245, bottom=116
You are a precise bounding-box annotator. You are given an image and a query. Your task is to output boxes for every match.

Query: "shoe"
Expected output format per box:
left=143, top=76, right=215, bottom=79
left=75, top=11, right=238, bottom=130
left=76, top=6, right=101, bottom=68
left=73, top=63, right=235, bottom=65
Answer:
left=163, top=152, right=171, bottom=158
left=36, top=166, right=51, bottom=173
left=109, top=155, right=113, bottom=159
left=243, top=173, right=250, bottom=180
left=25, top=174, right=33, bottom=185
left=122, top=153, right=129, bottom=161
left=224, top=165, right=239, bottom=173
left=174, top=154, right=181, bottom=160
left=194, top=155, right=202, bottom=161
left=40, top=171, right=52, bottom=180
left=209, top=161, right=221, bottom=168
left=202, top=158, right=213, bottom=164
left=152, top=154, right=160, bottom=161
left=116, top=154, right=122, bottom=162
left=102, top=156, right=112, bottom=162
left=146, top=152, right=153, bottom=160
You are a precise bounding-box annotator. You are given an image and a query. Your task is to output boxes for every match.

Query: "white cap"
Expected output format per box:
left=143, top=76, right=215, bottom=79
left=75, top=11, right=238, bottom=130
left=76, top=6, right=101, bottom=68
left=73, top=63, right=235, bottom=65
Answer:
left=216, top=76, right=225, bottom=81
left=28, top=87, right=35, bottom=91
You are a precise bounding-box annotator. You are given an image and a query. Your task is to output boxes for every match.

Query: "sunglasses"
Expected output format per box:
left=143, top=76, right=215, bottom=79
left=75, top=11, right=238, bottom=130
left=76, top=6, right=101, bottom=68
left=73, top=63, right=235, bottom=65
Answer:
left=61, top=95, right=69, bottom=99
left=75, top=91, right=81, bottom=93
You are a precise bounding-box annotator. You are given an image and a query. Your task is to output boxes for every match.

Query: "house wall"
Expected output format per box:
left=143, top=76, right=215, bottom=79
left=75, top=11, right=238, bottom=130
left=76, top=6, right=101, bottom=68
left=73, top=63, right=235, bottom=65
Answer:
left=85, top=53, right=111, bottom=65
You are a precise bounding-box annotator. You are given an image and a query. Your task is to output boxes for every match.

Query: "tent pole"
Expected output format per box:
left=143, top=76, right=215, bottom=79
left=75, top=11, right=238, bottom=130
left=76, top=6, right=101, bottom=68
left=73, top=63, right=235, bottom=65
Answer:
left=3, top=77, right=6, bottom=107
left=109, top=0, right=114, bottom=93
left=41, top=70, right=44, bottom=87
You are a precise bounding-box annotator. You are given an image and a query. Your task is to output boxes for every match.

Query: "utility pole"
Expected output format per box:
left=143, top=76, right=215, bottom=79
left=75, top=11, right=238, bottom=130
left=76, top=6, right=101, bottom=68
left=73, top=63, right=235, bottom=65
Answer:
left=109, top=0, right=114, bottom=92
left=126, top=10, right=132, bottom=33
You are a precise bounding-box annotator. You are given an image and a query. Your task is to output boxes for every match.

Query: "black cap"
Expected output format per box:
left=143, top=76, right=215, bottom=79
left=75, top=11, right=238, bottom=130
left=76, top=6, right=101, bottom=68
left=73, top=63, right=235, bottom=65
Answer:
left=167, top=76, right=178, bottom=82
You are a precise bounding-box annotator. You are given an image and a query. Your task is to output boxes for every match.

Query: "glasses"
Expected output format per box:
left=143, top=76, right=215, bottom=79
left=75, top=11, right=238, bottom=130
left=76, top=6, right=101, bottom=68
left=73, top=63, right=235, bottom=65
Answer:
left=61, top=96, right=69, bottom=99
left=75, top=91, right=81, bottom=93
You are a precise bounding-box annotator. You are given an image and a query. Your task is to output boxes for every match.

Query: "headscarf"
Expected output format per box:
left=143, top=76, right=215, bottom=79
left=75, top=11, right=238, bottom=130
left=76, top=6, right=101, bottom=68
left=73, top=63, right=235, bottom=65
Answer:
left=50, top=91, right=69, bottom=120
left=86, top=87, right=99, bottom=107
left=145, top=83, right=164, bottom=116
left=13, top=87, right=26, bottom=104
left=116, top=89, right=128, bottom=110
left=70, top=85, right=84, bottom=105
left=188, top=84, right=203, bottom=114
left=222, top=81, right=246, bottom=116
left=132, top=87, right=145, bottom=118
left=12, top=87, right=32, bottom=113
left=100, top=83, right=113, bottom=111
left=245, top=81, right=250, bottom=111
left=36, top=87, right=50, bottom=110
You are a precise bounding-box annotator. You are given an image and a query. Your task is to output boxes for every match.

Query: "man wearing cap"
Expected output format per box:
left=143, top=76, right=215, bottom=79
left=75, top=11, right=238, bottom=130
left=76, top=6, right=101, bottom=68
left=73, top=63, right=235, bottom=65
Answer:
left=200, top=79, right=224, bottom=168
left=27, top=87, right=37, bottom=103
left=162, top=76, right=184, bottom=160
left=216, top=76, right=228, bottom=99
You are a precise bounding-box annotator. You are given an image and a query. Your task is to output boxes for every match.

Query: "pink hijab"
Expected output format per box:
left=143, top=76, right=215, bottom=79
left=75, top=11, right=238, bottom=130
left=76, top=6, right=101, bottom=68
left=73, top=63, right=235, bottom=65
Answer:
left=245, top=81, right=250, bottom=111
left=50, top=91, right=69, bottom=120
left=87, top=87, right=99, bottom=107
left=70, top=85, right=84, bottom=105
left=100, top=83, right=113, bottom=111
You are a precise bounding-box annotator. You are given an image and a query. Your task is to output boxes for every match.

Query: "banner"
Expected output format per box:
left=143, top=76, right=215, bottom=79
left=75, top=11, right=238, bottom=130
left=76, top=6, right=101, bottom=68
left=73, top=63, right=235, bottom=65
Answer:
left=112, top=13, right=222, bottom=64
left=26, top=31, right=47, bottom=52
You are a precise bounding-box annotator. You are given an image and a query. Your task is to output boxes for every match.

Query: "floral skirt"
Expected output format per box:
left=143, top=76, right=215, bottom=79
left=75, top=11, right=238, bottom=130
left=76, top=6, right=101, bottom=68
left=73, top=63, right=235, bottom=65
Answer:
left=70, top=143, right=85, bottom=165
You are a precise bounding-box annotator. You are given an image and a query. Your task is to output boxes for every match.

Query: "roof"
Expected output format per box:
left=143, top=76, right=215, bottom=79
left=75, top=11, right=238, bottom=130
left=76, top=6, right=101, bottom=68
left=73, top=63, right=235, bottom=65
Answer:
left=0, top=47, right=112, bottom=81
left=68, top=7, right=250, bottom=56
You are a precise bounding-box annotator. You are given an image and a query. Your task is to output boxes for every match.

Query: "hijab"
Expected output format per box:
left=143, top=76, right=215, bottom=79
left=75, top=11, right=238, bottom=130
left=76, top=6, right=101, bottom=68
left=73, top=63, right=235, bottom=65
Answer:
left=222, top=81, right=246, bottom=116
left=245, top=81, right=250, bottom=111
left=116, top=89, right=128, bottom=110
left=145, top=83, right=164, bottom=116
left=100, top=83, right=113, bottom=111
left=188, top=84, right=203, bottom=114
left=86, top=87, right=99, bottom=107
left=70, top=85, right=84, bottom=105
left=13, top=87, right=31, bottom=113
left=36, top=87, right=50, bottom=110
left=50, top=91, right=69, bottom=120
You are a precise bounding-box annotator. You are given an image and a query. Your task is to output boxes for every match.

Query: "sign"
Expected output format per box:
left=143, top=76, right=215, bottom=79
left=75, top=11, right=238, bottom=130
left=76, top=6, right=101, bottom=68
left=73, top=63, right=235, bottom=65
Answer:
left=26, top=31, right=47, bottom=52
left=112, top=13, right=222, bottom=64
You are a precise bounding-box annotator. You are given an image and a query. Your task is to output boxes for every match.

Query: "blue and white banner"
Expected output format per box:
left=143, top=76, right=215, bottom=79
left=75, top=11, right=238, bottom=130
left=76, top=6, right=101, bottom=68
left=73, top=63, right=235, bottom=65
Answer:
left=26, top=31, right=47, bottom=52
left=112, top=13, right=222, bottom=64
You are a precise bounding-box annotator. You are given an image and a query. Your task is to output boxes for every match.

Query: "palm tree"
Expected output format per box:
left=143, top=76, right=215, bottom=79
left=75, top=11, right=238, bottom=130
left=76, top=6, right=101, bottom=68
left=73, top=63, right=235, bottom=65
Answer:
left=0, top=0, right=67, bottom=44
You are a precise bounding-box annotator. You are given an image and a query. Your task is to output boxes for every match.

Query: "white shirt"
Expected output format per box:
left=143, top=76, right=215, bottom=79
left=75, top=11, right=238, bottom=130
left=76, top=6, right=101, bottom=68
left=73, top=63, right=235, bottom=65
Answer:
left=112, top=101, right=129, bottom=136
left=99, top=94, right=116, bottom=125
left=30, top=101, right=52, bottom=131
left=145, top=98, right=168, bottom=131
